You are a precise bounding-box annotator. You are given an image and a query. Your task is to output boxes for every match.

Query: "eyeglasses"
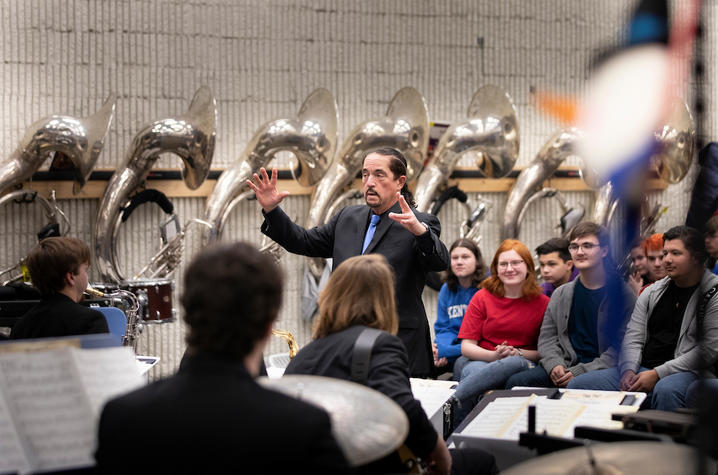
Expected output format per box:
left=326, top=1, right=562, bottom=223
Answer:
left=568, top=242, right=600, bottom=252
left=497, top=260, right=526, bottom=269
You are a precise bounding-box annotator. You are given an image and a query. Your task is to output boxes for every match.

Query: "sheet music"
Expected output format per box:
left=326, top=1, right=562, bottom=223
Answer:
left=0, top=349, right=95, bottom=472
left=410, top=378, right=457, bottom=418
left=461, top=396, right=543, bottom=439
left=560, top=389, right=626, bottom=405
left=502, top=398, right=586, bottom=439
left=72, top=347, right=145, bottom=414
left=0, top=371, right=33, bottom=475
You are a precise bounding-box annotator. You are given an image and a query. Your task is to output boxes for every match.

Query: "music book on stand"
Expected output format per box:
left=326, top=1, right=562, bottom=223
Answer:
left=0, top=344, right=145, bottom=474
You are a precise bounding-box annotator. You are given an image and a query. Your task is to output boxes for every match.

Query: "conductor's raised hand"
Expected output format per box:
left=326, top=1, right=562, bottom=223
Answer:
left=388, top=193, right=427, bottom=236
left=246, top=167, right=290, bottom=213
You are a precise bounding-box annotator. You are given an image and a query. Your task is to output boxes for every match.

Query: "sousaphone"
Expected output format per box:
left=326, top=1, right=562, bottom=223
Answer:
left=414, top=85, right=519, bottom=213
left=94, top=86, right=217, bottom=282
left=203, top=88, right=338, bottom=243
left=0, top=96, right=115, bottom=195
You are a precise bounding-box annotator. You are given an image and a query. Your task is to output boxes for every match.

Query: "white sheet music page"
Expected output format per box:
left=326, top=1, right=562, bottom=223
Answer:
left=0, top=348, right=95, bottom=472
left=72, top=346, right=145, bottom=415
left=410, top=378, right=456, bottom=419
left=461, top=395, right=544, bottom=439
left=0, top=371, right=33, bottom=475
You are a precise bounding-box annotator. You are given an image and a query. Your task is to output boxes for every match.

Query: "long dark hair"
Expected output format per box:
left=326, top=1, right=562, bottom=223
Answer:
left=444, top=238, right=487, bottom=292
left=366, top=147, right=416, bottom=208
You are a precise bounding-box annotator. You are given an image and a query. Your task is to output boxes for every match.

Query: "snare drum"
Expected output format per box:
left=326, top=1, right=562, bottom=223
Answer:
left=121, top=278, right=175, bottom=323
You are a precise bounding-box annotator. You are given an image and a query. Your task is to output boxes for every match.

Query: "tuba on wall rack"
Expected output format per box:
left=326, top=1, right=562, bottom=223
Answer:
left=589, top=100, right=695, bottom=227
left=203, top=88, right=338, bottom=243
left=414, top=85, right=519, bottom=214
left=502, top=128, right=584, bottom=240
left=0, top=96, right=115, bottom=196
left=94, top=86, right=217, bottom=283
left=305, top=87, right=430, bottom=278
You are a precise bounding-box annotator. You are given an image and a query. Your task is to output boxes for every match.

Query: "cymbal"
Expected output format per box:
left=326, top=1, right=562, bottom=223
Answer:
left=259, top=374, right=409, bottom=466
left=501, top=441, right=714, bottom=475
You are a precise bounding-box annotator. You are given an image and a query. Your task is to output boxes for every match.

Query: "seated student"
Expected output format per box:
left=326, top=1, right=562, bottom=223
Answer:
left=644, top=233, right=667, bottom=287
left=433, top=238, right=487, bottom=376
left=627, top=238, right=651, bottom=295
left=285, top=254, right=497, bottom=475
left=506, top=222, right=636, bottom=389
left=704, top=215, right=718, bottom=274
left=10, top=237, right=109, bottom=339
left=96, top=243, right=349, bottom=474
left=568, top=226, right=718, bottom=412
left=452, top=239, right=549, bottom=420
left=536, top=237, right=577, bottom=298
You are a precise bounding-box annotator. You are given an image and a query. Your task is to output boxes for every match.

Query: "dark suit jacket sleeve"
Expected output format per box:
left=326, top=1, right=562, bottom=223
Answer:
left=413, top=211, right=449, bottom=272
left=260, top=206, right=337, bottom=258
left=369, top=334, right=438, bottom=458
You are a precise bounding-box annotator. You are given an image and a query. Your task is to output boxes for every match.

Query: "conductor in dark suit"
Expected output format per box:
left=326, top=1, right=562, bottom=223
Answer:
left=10, top=237, right=108, bottom=339
left=95, top=242, right=350, bottom=474
left=247, top=147, right=450, bottom=377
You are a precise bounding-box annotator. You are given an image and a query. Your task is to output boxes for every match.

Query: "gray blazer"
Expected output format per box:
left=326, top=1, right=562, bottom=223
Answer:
left=619, top=271, right=718, bottom=379
left=538, top=277, right=636, bottom=377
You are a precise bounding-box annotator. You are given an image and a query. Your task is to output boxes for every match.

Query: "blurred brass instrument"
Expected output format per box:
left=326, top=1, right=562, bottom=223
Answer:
left=0, top=190, right=70, bottom=285
left=271, top=329, right=299, bottom=358
left=203, top=88, right=338, bottom=243
left=502, top=128, right=584, bottom=240
left=94, top=86, right=217, bottom=282
left=0, top=97, right=115, bottom=196
left=305, top=87, right=430, bottom=278
left=589, top=100, right=694, bottom=227
left=85, top=285, right=141, bottom=350
left=414, top=85, right=519, bottom=213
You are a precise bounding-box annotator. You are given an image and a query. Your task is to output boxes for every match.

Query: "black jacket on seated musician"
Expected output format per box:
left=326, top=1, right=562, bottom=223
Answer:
left=96, top=352, right=349, bottom=474
left=285, top=324, right=438, bottom=471
left=10, top=292, right=108, bottom=339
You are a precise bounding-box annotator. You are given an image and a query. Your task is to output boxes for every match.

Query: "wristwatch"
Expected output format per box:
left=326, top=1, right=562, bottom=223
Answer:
left=517, top=348, right=523, bottom=357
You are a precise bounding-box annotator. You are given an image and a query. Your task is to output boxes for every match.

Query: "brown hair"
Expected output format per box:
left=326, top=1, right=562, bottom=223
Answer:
left=313, top=254, right=398, bottom=339
left=27, top=237, right=91, bottom=296
left=444, top=238, right=487, bottom=292
left=182, top=242, right=284, bottom=358
left=481, top=239, right=542, bottom=301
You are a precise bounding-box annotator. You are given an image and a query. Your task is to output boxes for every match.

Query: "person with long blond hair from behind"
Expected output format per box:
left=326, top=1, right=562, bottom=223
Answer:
left=285, top=254, right=497, bottom=475
left=452, top=239, right=549, bottom=423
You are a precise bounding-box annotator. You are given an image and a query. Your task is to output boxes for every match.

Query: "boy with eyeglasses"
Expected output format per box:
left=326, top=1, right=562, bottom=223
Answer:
left=568, top=226, right=718, bottom=411
left=506, top=222, right=636, bottom=388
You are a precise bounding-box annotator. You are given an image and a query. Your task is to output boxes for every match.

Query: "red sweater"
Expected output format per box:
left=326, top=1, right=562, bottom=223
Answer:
left=457, top=288, right=549, bottom=351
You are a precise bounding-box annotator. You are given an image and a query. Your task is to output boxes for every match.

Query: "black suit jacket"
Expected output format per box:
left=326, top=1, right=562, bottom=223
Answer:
left=285, top=325, right=437, bottom=471
left=262, top=202, right=449, bottom=376
left=10, top=292, right=109, bottom=339
left=96, top=352, right=350, bottom=474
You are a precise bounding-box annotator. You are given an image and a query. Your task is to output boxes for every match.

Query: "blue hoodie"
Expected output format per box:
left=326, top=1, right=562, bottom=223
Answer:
left=434, top=283, right=478, bottom=360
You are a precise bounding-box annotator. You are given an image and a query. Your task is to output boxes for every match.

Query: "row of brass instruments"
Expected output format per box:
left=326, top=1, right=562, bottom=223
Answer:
left=0, top=85, right=696, bottom=348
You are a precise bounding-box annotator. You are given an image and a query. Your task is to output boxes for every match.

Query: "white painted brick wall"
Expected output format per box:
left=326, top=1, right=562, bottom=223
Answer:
left=0, top=0, right=714, bottom=378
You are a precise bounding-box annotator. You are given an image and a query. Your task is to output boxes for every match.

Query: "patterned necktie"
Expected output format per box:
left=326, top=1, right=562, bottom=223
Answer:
left=361, top=214, right=381, bottom=254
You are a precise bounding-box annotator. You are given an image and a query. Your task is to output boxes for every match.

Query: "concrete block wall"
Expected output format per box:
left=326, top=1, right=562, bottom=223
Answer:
left=0, top=0, right=714, bottom=378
